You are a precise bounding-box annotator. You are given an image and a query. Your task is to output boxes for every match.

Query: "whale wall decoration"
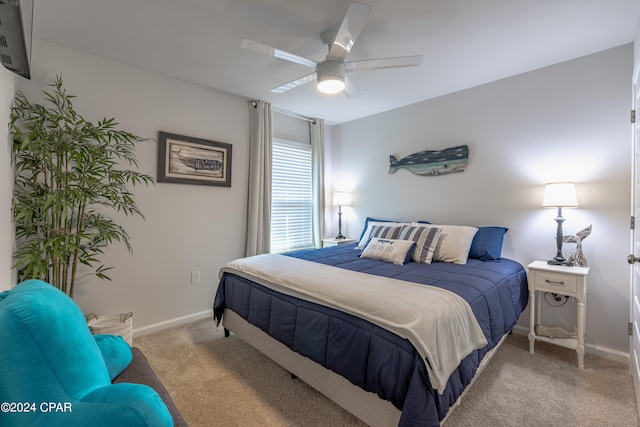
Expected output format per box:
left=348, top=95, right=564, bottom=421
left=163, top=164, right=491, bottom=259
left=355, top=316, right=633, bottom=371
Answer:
left=389, top=145, right=469, bottom=176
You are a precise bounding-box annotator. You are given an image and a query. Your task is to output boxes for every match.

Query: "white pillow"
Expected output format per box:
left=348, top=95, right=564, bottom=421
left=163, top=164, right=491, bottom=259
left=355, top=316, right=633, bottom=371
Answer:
left=356, top=221, right=412, bottom=249
left=429, top=224, right=479, bottom=264
left=360, top=238, right=415, bottom=265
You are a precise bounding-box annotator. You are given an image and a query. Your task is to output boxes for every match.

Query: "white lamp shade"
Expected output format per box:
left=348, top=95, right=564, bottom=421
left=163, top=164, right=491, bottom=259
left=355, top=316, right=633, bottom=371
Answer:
left=332, top=192, right=352, bottom=207
left=542, top=182, right=578, bottom=208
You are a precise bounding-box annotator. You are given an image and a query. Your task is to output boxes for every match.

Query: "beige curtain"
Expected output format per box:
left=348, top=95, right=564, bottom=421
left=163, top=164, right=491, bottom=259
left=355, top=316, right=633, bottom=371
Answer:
left=310, top=118, right=325, bottom=248
left=245, top=101, right=272, bottom=256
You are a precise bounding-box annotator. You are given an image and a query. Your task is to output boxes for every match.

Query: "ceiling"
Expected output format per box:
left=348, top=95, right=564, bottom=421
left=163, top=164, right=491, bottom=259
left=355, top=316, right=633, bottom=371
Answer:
left=33, top=0, right=640, bottom=125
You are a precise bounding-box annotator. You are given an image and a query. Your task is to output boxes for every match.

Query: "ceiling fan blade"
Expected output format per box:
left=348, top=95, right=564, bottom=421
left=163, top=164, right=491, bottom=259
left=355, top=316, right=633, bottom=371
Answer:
left=326, top=2, right=372, bottom=63
left=271, top=72, right=317, bottom=93
left=241, top=39, right=317, bottom=68
left=345, top=55, right=423, bottom=72
left=343, top=76, right=361, bottom=99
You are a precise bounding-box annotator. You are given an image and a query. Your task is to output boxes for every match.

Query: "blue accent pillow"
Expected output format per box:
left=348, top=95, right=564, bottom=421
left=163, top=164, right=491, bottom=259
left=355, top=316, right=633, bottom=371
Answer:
left=469, top=226, right=508, bottom=261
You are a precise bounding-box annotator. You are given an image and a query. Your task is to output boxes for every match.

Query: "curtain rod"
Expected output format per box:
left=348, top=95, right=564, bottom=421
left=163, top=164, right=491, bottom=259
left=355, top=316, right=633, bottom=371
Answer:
left=250, top=101, right=318, bottom=124
left=273, top=106, right=317, bottom=125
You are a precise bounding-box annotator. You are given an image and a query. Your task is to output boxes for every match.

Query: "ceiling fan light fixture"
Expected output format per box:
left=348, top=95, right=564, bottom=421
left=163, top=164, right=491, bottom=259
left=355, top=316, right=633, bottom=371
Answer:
left=317, top=77, right=345, bottom=94
left=316, top=61, right=345, bottom=94
left=242, top=3, right=421, bottom=96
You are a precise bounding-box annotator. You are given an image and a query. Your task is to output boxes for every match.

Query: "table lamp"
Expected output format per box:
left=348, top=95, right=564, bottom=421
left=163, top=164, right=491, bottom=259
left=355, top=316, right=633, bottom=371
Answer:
left=543, top=182, right=578, bottom=266
left=332, top=192, right=352, bottom=239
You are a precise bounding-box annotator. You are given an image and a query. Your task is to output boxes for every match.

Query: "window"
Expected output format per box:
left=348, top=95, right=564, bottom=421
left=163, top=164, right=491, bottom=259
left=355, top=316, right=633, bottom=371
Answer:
left=271, top=139, right=314, bottom=253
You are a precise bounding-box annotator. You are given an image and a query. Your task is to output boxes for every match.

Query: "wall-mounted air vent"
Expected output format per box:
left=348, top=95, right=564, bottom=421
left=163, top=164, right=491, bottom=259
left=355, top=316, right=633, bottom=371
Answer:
left=0, top=0, right=33, bottom=79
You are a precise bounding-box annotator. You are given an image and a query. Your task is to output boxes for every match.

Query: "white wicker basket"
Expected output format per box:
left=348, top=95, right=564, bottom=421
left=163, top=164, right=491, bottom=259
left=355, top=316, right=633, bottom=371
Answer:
left=86, top=312, right=133, bottom=346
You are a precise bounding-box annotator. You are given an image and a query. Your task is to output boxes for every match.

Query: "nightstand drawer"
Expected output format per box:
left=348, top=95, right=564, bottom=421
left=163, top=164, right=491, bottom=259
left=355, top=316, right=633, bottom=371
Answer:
left=533, top=271, right=578, bottom=295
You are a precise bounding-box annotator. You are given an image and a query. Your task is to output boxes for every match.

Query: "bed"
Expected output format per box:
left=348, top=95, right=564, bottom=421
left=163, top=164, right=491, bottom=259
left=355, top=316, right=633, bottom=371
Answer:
left=214, top=220, right=528, bottom=426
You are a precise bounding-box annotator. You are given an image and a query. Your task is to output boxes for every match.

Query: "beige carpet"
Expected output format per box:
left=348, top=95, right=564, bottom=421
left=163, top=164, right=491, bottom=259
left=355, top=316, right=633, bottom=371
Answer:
left=135, top=318, right=638, bottom=426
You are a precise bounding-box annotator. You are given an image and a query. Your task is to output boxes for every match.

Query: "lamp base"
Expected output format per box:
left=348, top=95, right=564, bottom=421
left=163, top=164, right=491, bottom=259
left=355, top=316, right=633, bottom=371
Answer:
left=547, top=257, right=573, bottom=266
left=548, top=207, right=573, bottom=266
left=335, top=208, right=345, bottom=240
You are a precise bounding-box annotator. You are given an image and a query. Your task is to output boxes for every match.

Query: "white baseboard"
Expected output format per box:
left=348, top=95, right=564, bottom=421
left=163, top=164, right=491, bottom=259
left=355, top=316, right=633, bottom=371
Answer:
left=585, top=342, right=629, bottom=365
left=132, top=309, right=213, bottom=338
left=512, top=325, right=629, bottom=365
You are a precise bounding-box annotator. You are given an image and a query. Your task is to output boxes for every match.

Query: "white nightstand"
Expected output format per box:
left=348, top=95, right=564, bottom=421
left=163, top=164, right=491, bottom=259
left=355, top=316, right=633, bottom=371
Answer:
left=527, top=260, right=589, bottom=368
left=322, top=238, right=355, bottom=248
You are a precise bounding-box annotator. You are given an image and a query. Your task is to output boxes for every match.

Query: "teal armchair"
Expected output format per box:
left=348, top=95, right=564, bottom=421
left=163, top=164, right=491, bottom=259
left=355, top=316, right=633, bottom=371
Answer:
left=0, top=280, right=174, bottom=426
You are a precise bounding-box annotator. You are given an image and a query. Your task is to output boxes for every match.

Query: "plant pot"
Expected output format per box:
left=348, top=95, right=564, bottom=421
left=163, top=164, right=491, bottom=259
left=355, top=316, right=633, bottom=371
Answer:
left=86, top=312, right=133, bottom=346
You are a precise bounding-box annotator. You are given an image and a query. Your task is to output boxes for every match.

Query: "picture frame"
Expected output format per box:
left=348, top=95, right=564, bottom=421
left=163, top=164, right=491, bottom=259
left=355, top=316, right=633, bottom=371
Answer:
left=157, top=131, right=232, bottom=187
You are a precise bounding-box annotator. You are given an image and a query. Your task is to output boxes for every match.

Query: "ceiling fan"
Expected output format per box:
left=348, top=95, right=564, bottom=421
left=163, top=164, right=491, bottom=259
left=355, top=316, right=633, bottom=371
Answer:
left=241, top=2, right=423, bottom=97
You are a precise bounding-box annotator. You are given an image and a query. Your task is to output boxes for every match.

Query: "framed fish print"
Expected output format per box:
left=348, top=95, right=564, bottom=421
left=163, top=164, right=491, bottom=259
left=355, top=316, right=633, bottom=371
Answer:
left=157, top=131, right=232, bottom=187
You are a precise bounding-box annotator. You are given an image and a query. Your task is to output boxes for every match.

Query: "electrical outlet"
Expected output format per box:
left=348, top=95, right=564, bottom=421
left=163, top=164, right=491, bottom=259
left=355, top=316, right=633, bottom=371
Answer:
left=191, top=271, right=201, bottom=285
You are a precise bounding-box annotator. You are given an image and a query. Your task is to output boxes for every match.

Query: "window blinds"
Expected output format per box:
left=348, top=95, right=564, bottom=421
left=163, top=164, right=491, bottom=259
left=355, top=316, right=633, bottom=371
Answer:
left=271, top=139, right=314, bottom=253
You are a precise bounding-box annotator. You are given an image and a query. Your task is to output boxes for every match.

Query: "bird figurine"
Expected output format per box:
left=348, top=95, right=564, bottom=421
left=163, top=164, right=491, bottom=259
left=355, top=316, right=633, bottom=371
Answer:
left=563, top=225, right=592, bottom=267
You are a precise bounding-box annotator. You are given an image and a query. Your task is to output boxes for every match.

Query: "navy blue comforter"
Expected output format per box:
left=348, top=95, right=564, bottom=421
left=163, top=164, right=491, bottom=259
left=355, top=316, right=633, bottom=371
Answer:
left=214, top=244, right=528, bottom=426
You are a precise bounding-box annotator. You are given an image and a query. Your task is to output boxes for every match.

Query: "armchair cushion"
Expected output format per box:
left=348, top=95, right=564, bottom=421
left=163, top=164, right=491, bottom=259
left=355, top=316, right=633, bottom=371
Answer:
left=94, top=334, right=133, bottom=381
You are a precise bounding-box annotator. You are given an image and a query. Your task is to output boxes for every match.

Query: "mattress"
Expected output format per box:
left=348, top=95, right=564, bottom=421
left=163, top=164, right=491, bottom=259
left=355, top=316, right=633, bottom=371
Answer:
left=214, top=243, right=528, bottom=426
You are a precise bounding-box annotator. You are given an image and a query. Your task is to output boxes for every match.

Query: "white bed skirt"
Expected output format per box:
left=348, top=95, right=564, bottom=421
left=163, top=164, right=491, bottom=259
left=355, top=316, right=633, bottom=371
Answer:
left=222, top=308, right=507, bottom=426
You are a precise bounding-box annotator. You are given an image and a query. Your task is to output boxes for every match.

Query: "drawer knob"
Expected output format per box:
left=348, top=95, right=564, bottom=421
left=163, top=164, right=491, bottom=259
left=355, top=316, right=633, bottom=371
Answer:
left=628, top=254, right=640, bottom=264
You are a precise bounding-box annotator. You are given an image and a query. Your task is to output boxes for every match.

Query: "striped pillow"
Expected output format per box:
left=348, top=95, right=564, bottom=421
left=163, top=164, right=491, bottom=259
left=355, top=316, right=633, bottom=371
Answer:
left=398, top=225, right=442, bottom=264
left=366, top=224, right=401, bottom=242
left=356, top=221, right=411, bottom=249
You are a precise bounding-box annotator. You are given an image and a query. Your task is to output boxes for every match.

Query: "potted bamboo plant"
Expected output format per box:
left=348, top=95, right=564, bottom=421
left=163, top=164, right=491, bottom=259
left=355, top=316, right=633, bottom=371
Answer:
left=10, top=75, right=154, bottom=304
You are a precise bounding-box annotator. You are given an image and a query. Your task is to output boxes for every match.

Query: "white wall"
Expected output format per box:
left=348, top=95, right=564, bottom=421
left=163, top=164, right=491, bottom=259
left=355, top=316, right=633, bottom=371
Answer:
left=17, top=39, right=251, bottom=332
left=273, top=111, right=311, bottom=143
left=331, top=45, right=633, bottom=358
left=0, top=68, right=15, bottom=291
